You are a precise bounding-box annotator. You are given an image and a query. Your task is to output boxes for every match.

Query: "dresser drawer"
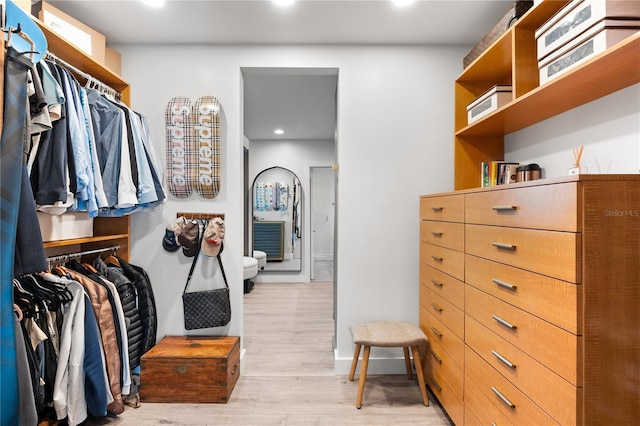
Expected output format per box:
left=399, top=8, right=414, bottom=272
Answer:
left=420, top=220, right=464, bottom=251
left=420, top=242, right=464, bottom=281
left=465, top=286, right=579, bottom=386
left=420, top=194, right=464, bottom=222
left=465, top=371, right=514, bottom=426
left=465, top=224, right=581, bottom=283
left=466, top=316, right=581, bottom=425
left=422, top=335, right=464, bottom=398
left=420, top=307, right=464, bottom=369
left=420, top=263, right=464, bottom=310
left=465, top=183, right=579, bottom=231
left=465, top=254, right=581, bottom=334
left=420, top=287, right=464, bottom=339
left=424, top=356, right=464, bottom=426
left=465, top=347, right=560, bottom=426
left=464, top=405, right=484, bottom=426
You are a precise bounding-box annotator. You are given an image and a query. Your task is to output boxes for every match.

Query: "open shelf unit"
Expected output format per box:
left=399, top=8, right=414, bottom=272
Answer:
left=34, top=18, right=132, bottom=261
left=454, top=0, right=640, bottom=190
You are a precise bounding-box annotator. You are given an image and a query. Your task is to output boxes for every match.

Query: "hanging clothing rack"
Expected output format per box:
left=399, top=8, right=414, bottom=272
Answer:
left=45, top=51, right=121, bottom=101
left=46, top=245, right=120, bottom=266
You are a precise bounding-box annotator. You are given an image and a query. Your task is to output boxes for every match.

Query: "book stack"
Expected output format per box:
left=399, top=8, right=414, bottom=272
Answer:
left=481, top=161, right=519, bottom=187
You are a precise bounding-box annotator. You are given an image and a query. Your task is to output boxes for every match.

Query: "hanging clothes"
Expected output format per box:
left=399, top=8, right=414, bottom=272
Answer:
left=28, top=57, right=165, bottom=219
left=1, top=46, right=34, bottom=426
left=52, top=266, right=125, bottom=415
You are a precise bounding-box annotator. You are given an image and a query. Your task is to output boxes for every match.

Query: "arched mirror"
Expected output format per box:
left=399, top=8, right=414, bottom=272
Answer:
left=252, top=167, right=302, bottom=272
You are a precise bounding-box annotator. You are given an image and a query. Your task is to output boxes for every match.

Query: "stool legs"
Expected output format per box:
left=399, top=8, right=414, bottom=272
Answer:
left=411, top=345, right=429, bottom=406
left=349, top=343, right=362, bottom=381
left=350, top=343, right=429, bottom=408
left=356, top=346, right=371, bottom=409
left=403, top=347, right=413, bottom=379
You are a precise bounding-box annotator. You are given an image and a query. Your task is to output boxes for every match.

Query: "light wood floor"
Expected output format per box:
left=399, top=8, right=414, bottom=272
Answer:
left=90, top=281, right=452, bottom=425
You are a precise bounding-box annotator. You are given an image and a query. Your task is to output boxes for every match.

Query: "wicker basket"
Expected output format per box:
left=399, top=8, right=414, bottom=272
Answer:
left=463, top=1, right=534, bottom=68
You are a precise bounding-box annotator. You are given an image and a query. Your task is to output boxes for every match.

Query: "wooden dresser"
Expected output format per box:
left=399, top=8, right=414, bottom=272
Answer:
left=419, top=175, right=639, bottom=425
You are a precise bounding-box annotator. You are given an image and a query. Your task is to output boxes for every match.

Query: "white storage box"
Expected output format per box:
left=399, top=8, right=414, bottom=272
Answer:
left=539, top=19, right=640, bottom=84
left=37, top=212, right=94, bottom=242
left=536, top=0, right=640, bottom=61
left=467, top=85, right=513, bottom=124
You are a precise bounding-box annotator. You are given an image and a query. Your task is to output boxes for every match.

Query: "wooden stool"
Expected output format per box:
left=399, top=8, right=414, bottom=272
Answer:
left=349, top=321, right=429, bottom=409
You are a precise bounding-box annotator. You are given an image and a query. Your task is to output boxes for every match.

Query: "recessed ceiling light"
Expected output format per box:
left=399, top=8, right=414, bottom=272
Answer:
left=274, top=129, right=285, bottom=135
left=391, top=0, right=416, bottom=7
left=273, top=0, right=296, bottom=6
left=141, top=0, right=165, bottom=7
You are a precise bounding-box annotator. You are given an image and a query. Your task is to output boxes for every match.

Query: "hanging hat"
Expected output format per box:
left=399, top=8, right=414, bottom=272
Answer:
left=178, top=219, right=200, bottom=257
left=162, top=217, right=185, bottom=253
left=201, top=217, right=225, bottom=257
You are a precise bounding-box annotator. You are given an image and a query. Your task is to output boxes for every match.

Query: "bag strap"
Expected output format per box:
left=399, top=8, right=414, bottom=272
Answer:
left=182, top=230, right=202, bottom=295
left=216, top=245, right=229, bottom=289
left=182, top=219, right=229, bottom=293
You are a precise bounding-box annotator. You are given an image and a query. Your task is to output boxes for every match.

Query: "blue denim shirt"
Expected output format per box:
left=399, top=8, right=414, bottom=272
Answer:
left=86, top=89, right=122, bottom=208
left=59, top=68, right=96, bottom=216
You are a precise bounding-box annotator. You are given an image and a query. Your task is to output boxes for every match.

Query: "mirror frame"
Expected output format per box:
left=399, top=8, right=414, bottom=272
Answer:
left=251, top=166, right=303, bottom=272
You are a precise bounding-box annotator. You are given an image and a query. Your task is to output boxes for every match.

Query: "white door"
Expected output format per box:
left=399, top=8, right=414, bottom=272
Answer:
left=310, top=167, right=335, bottom=281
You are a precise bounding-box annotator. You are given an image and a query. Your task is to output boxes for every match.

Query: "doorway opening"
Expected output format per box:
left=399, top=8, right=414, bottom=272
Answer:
left=241, top=66, right=339, bottom=371
left=242, top=67, right=338, bottom=283
left=310, top=166, right=335, bottom=281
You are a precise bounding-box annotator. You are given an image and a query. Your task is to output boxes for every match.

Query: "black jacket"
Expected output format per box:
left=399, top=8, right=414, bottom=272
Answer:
left=116, top=257, right=158, bottom=355
left=93, top=257, right=144, bottom=370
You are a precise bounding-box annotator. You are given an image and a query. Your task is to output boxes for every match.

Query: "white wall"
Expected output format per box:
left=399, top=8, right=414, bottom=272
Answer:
left=117, top=43, right=463, bottom=373
left=117, top=42, right=640, bottom=374
left=249, top=138, right=335, bottom=282
left=505, top=83, right=640, bottom=175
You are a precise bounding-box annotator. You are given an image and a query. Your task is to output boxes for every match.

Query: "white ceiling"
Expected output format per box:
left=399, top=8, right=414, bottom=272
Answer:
left=46, top=0, right=514, bottom=141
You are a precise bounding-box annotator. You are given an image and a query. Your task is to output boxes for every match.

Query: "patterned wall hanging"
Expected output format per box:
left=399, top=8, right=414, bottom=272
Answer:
left=165, top=96, right=221, bottom=199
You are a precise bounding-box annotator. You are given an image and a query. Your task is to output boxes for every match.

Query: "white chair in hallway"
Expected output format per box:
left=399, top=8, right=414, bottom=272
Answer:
left=253, top=250, right=267, bottom=270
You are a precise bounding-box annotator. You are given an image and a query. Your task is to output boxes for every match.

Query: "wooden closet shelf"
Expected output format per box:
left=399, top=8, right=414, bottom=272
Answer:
left=43, top=233, right=129, bottom=248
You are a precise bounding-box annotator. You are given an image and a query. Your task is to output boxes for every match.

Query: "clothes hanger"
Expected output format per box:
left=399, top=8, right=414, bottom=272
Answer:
left=13, top=304, right=23, bottom=322
left=104, top=247, right=121, bottom=267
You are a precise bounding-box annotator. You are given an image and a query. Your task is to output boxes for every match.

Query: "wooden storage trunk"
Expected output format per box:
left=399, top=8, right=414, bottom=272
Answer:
left=140, top=336, right=240, bottom=403
left=463, top=1, right=534, bottom=68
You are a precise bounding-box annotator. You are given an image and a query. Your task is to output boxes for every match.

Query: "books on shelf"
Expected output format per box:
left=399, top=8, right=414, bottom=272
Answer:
left=481, top=161, right=520, bottom=187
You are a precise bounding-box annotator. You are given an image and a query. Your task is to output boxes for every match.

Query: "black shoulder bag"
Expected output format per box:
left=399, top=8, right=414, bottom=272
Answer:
left=182, top=236, right=231, bottom=330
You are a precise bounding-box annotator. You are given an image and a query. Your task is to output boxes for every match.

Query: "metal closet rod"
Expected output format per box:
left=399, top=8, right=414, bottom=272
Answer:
left=46, top=245, right=120, bottom=262
left=45, top=51, right=121, bottom=99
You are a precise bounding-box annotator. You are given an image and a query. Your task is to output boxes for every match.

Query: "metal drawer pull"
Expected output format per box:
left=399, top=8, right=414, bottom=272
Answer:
left=492, top=350, right=516, bottom=369
left=492, top=205, right=517, bottom=211
left=431, top=255, right=443, bottom=262
left=430, top=350, right=442, bottom=364
left=492, top=242, right=516, bottom=250
left=491, top=386, right=516, bottom=409
left=430, top=231, right=443, bottom=237
left=431, top=207, right=443, bottom=212
left=431, top=378, right=442, bottom=392
left=430, top=327, right=442, bottom=338
left=431, top=303, right=443, bottom=312
left=492, top=278, right=517, bottom=291
left=491, top=423, right=498, bottom=426
left=492, top=314, right=517, bottom=330
left=431, top=279, right=443, bottom=287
